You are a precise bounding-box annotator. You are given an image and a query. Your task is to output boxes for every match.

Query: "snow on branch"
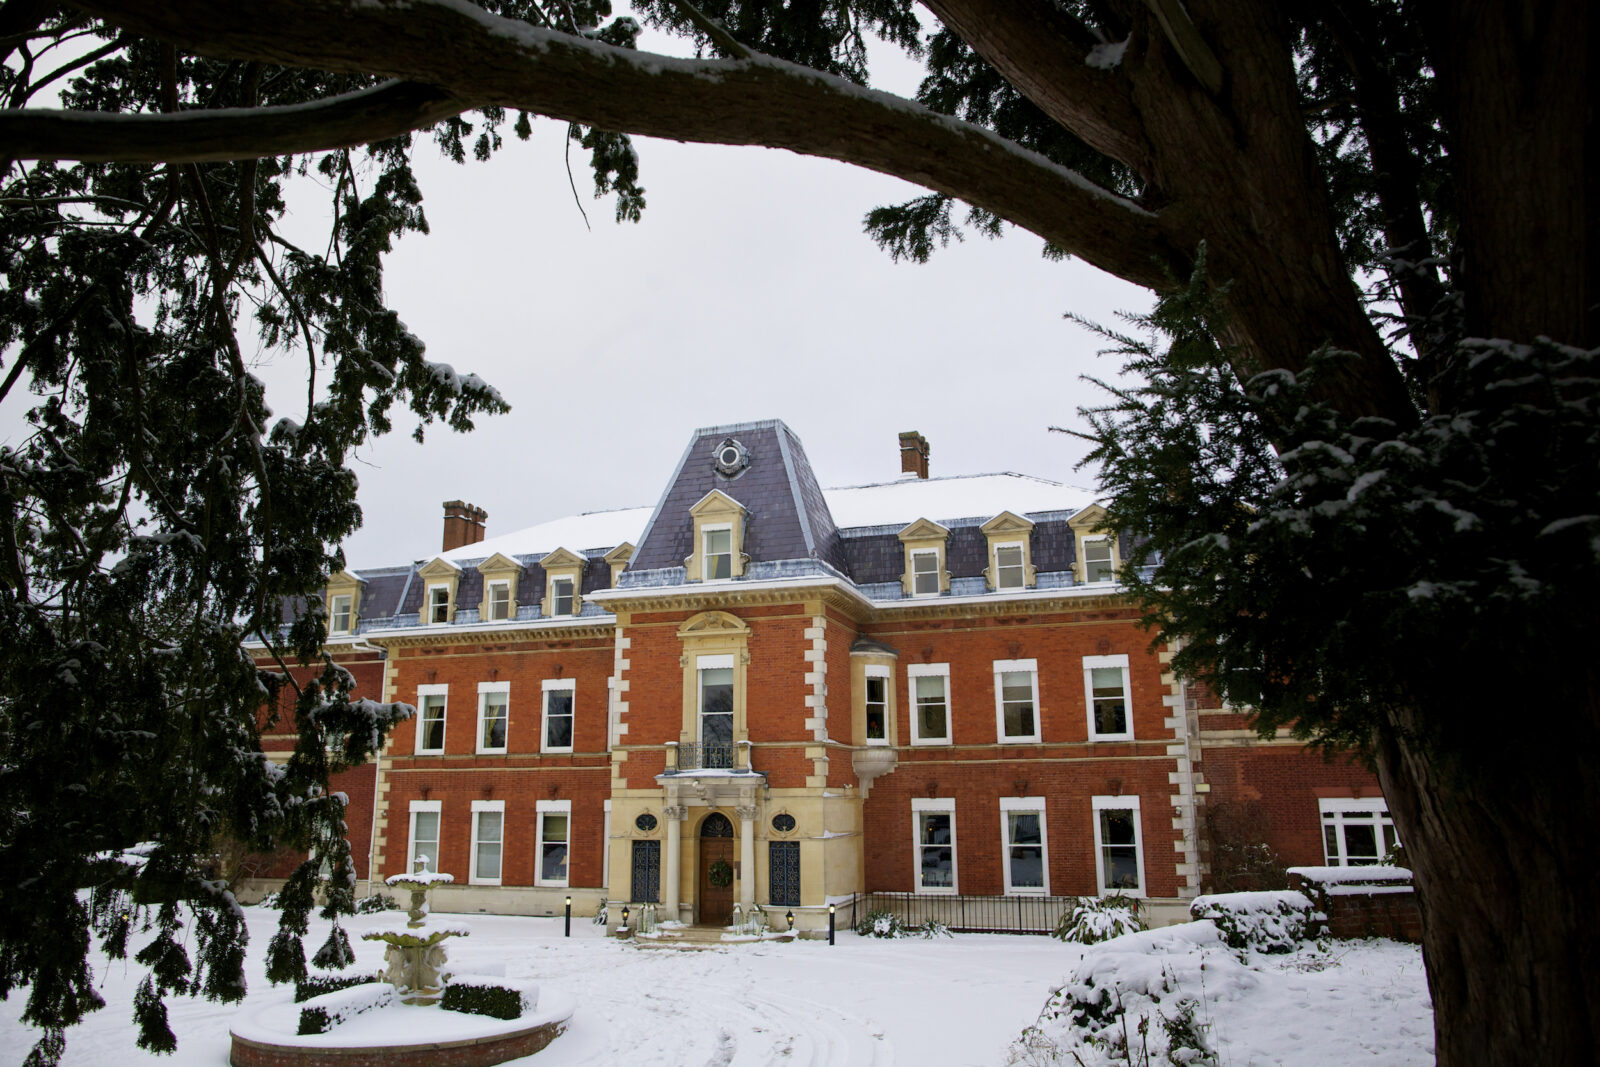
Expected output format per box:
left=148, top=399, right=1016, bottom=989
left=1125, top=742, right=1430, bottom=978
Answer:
left=56, top=0, right=1177, bottom=289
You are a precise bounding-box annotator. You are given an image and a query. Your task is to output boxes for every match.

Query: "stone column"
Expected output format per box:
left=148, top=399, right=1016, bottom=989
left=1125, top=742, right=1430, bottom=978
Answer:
left=664, top=806, right=683, bottom=919
left=736, top=805, right=758, bottom=913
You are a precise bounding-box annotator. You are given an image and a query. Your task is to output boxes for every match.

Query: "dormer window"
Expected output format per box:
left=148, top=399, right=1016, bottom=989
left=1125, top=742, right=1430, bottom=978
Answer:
left=1068, top=504, right=1120, bottom=586
left=329, top=594, right=353, bottom=634
left=324, top=570, right=365, bottom=639
left=427, top=584, right=450, bottom=624
left=1083, top=538, right=1115, bottom=583
left=994, top=544, right=1026, bottom=589
left=487, top=581, right=511, bottom=621
left=898, top=518, right=950, bottom=598
left=539, top=547, right=585, bottom=619
left=703, top=526, right=733, bottom=580
left=686, top=490, right=747, bottom=581
left=551, top=577, right=575, bottom=616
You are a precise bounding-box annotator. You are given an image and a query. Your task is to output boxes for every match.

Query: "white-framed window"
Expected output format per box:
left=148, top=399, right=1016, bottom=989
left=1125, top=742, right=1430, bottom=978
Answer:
left=469, top=799, right=504, bottom=885
left=697, top=653, right=735, bottom=768
left=477, top=681, right=509, bottom=754
left=907, top=663, right=951, bottom=745
left=550, top=577, right=575, bottom=616
left=1000, top=796, right=1049, bottom=895
left=993, top=658, right=1041, bottom=743
left=911, top=549, right=941, bottom=596
left=407, top=799, right=442, bottom=874
left=911, top=797, right=957, bottom=894
left=486, top=581, right=511, bottom=621
left=1082, top=537, right=1115, bottom=583
left=994, top=542, right=1026, bottom=590
left=414, top=683, right=448, bottom=754
left=426, top=583, right=451, bottom=624
left=536, top=799, right=571, bottom=887
left=1092, top=795, right=1145, bottom=896
left=1083, top=654, right=1133, bottom=741
left=541, top=678, right=575, bottom=753
left=703, top=525, right=733, bottom=581
left=329, top=593, right=354, bottom=634
left=1319, top=798, right=1398, bottom=866
left=864, top=664, right=890, bottom=745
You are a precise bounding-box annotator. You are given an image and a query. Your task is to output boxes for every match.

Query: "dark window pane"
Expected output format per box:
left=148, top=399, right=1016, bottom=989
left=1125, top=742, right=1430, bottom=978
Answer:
left=1010, top=847, right=1044, bottom=888
left=920, top=845, right=954, bottom=887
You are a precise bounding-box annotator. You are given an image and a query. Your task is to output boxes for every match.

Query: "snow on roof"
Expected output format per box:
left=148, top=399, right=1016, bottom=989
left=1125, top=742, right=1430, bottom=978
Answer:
left=408, top=473, right=1098, bottom=570
left=823, top=472, right=1100, bottom=529
left=437, top=505, right=654, bottom=564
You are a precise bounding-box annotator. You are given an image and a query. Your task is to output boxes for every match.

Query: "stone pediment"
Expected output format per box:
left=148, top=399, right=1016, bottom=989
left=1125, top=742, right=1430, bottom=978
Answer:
left=417, top=556, right=461, bottom=579
left=688, top=489, right=746, bottom=518
left=539, top=546, right=587, bottom=570
left=475, top=552, right=521, bottom=576
left=603, top=542, right=635, bottom=565
left=897, top=517, right=950, bottom=543
left=676, top=610, right=751, bottom=638
left=1068, top=503, right=1111, bottom=532
left=981, top=510, right=1035, bottom=536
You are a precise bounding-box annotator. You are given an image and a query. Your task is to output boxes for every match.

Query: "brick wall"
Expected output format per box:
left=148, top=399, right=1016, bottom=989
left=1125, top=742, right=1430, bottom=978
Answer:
left=1201, top=745, right=1382, bottom=871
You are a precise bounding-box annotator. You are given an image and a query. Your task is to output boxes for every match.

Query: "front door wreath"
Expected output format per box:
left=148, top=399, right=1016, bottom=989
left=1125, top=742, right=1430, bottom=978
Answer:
left=707, top=859, right=733, bottom=888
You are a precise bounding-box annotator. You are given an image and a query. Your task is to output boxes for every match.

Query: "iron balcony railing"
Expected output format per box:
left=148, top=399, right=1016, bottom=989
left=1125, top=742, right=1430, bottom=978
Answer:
left=848, top=892, right=1077, bottom=935
left=667, top=741, right=737, bottom=772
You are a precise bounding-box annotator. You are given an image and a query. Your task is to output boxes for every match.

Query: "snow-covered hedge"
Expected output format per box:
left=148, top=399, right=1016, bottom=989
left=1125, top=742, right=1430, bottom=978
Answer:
left=441, top=974, right=539, bottom=1020
left=1051, top=895, right=1144, bottom=945
left=296, top=982, right=395, bottom=1035
left=294, top=971, right=384, bottom=1003
left=1189, top=890, right=1319, bottom=954
left=1017, top=923, right=1224, bottom=1066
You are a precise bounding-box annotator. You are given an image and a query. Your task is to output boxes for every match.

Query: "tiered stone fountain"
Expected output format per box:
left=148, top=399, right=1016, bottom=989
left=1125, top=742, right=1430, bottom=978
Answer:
left=362, top=865, right=467, bottom=1003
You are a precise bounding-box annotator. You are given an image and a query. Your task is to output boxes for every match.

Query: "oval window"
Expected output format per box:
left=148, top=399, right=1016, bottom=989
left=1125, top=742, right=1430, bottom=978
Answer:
left=771, top=813, right=796, bottom=833
left=635, top=813, right=658, bottom=833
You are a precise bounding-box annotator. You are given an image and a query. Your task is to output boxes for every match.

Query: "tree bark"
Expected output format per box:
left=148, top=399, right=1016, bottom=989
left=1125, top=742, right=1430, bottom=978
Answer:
left=1375, top=685, right=1600, bottom=1064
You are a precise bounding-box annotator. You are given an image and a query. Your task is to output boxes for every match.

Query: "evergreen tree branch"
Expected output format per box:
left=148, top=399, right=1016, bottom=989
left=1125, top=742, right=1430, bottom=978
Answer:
left=665, top=0, right=752, bottom=60
left=38, top=0, right=1178, bottom=289
left=0, top=79, right=469, bottom=163
left=921, top=0, right=1153, bottom=177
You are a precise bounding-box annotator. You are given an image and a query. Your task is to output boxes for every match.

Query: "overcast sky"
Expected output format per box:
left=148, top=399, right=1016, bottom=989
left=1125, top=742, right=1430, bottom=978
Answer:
left=7, top=20, right=1156, bottom=571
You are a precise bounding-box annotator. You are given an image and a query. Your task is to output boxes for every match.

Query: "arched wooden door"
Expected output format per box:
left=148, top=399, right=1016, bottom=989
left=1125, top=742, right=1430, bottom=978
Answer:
left=698, top=812, right=734, bottom=926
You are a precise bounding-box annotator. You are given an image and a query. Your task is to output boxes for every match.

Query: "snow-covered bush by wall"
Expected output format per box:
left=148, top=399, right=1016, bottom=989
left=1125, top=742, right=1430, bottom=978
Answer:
left=855, top=910, right=951, bottom=939
left=1188, top=891, right=1320, bottom=955
left=1052, top=894, right=1145, bottom=945
left=1015, top=923, right=1226, bottom=1066
left=296, top=982, right=396, bottom=1035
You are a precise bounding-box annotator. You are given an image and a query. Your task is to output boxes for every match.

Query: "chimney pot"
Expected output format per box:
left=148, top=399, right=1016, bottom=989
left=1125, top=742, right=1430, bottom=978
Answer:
left=898, top=431, right=930, bottom=479
left=442, top=500, right=488, bottom=552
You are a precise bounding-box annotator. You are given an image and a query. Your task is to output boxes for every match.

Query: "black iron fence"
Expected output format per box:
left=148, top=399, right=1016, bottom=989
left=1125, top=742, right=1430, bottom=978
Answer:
left=848, top=892, right=1075, bottom=935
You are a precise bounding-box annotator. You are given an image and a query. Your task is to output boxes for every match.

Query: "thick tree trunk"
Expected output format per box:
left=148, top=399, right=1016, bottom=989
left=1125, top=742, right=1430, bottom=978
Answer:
left=1374, top=688, right=1600, bottom=1064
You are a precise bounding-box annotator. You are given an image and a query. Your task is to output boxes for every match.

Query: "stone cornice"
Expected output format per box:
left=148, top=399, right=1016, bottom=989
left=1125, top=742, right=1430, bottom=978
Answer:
left=364, top=619, right=615, bottom=647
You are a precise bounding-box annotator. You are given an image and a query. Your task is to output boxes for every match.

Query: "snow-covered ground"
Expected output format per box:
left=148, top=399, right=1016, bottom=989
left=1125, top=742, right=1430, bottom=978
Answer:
left=0, top=906, right=1434, bottom=1065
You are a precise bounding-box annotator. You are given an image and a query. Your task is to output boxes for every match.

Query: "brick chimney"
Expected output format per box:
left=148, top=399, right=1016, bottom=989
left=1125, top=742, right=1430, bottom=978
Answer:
left=441, top=500, right=488, bottom=552
left=898, top=431, right=930, bottom=479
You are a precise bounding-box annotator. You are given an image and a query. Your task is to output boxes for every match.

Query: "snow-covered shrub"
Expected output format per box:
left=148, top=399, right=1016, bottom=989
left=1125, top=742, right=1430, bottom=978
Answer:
left=592, top=904, right=608, bottom=926
left=255, top=891, right=282, bottom=909
left=1052, top=894, right=1145, bottom=944
left=857, top=910, right=904, bottom=938
left=354, top=894, right=399, bottom=914
left=1188, top=891, right=1318, bottom=954
left=295, top=971, right=384, bottom=1003
left=1011, top=924, right=1228, bottom=1067
left=296, top=982, right=395, bottom=1035
left=441, top=975, right=539, bottom=1020
left=855, top=910, right=950, bottom=939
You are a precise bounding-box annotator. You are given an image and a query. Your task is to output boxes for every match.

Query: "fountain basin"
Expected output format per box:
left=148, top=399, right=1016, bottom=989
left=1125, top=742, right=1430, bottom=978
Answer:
left=228, top=988, right=574, bottom=1067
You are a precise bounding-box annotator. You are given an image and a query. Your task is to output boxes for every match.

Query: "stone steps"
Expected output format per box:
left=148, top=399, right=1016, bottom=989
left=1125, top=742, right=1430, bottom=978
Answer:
left=629, top=924, right=794, bottom=950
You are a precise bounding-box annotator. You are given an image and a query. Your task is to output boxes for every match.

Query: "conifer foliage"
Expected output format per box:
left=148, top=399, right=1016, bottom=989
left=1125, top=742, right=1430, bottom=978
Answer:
left=1, top=1, right=1595, bottom=1063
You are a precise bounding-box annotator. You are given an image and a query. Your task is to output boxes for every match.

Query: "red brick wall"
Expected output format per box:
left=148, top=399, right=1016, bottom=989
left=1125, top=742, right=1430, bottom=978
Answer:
left=1201, top=745, right=1382, bottom=870
left=381, top=634, right=615, bottom=885
left=864, top=758, right=1181, bottom=897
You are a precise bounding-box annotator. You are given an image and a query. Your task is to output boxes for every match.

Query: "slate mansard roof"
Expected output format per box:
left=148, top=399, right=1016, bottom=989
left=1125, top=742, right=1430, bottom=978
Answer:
left=332, top=419, right=1112, bottom=632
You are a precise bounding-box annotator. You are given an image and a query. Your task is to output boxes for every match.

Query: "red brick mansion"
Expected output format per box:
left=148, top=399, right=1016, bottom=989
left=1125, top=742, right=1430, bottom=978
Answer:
left=254, top=420, right=1389, bottom=933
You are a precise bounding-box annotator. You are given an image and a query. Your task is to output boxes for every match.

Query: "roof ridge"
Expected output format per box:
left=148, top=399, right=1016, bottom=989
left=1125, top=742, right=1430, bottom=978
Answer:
left=823, top=471, right=1070, bottom=491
